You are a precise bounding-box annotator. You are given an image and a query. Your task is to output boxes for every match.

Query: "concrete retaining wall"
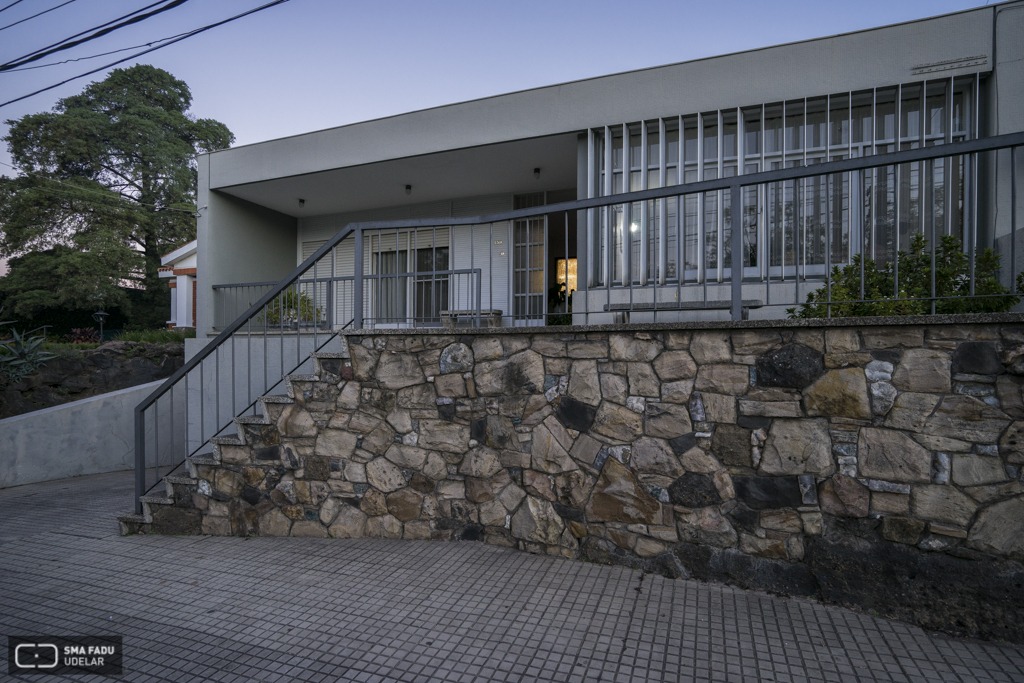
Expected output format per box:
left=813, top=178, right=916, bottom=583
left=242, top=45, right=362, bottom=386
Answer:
left=0, top=380, right=170, bottom=489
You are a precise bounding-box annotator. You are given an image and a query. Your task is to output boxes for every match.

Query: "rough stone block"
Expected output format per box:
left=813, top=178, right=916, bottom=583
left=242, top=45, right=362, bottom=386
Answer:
left=690, top=331, right=731, bottom=364
left=952, top=341, right=1005, bottom=376
left=924, top=396, right=1011, bottom=443
left=732, top=476, right=803, bottom=510
left=644, top=402, right=693, bottom=439
left=586, top=457, right=660, bottom=523
left=818, top=475, right=869, bottom=518
left=695, top=364, right=750, bottom=396
left=881, top=516, right=925, bottom=545
left=825, top=329, right=860, bottom=353
left=857, top=428, right=931, bottom=483
left=591, top=402, right=644, bottom=442
left=967, top=495, right=1024, bottom=559
left=802, top=368, right=871, bottom=420
left=759, top=419, right=832, bottom=476
left=911, top=485, right=979, bottom=527
left=756, top=344, right=824, bottom=390
left=891, top=349, right=951, bottom=393
left=951, top=454, right=1008, bottom=486
left=653, top=350, right=697, bottom=381
left=711, top=424, right=752, bottom=468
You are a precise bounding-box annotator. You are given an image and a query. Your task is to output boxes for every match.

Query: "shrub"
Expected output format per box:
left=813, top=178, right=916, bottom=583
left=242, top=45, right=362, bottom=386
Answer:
left=789, top=235, right=1019, bottom=318
left=113, top=328, right=195, bottom=343
left=258, top=290, right=322, bottom=326
left=69, top=327, right=100, bottom=343
left=1, top=328, right=56, bottom=382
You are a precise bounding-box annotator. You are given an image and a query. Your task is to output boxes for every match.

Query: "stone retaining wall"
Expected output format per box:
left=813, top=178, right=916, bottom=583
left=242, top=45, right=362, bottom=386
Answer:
left=0, top=342, right=183, bottom=418
left=169, top=320, right=1024, bottom=641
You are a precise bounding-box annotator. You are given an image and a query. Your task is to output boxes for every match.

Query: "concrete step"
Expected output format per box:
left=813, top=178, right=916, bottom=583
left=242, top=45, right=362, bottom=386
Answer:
left=140, top=494, right=173, bottom=506
left=235, top=415, right=270, bottom=426
left=284, top=374, right=320, bottom=399
left=209, top=435, right=243, bottom=446
left=259, top=395, right=293, bottom=404
left=257, top=395, right=293, bottom=423
left=117, top=510, right=152, bottom=534
left=311, top=351, right=351, bottom=379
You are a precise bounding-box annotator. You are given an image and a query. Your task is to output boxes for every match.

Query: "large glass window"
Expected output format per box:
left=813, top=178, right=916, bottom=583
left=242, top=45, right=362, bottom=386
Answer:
left=587, top=73, right=981, bottom=289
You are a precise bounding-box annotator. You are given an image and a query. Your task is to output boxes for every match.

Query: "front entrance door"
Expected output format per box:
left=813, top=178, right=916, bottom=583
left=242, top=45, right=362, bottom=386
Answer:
left=415, top=246, right=449, bottom=325
left=512, top=192, right=547, bottom=326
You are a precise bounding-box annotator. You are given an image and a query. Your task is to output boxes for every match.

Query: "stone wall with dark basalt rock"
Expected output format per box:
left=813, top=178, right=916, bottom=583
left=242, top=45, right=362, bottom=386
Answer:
left=152, top=321, right=1024, bottom=642
left=0, top=342, right=184, bottom=418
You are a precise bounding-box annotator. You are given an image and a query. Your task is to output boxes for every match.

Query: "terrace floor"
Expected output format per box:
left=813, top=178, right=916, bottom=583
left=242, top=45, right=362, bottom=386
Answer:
left=1, top=470, right=1023, bottom=682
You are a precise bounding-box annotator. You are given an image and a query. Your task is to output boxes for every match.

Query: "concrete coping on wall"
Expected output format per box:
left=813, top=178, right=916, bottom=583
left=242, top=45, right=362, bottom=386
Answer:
left=342, top=312, right=1024, bottom=336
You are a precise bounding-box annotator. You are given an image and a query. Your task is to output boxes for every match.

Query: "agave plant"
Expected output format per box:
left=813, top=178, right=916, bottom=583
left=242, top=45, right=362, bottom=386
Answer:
left=0, top=306, right=56, bottom=382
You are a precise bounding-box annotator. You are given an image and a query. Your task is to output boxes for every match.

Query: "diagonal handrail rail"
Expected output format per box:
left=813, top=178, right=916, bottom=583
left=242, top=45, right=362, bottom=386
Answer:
left=133, top=130, right=1024, bottom=513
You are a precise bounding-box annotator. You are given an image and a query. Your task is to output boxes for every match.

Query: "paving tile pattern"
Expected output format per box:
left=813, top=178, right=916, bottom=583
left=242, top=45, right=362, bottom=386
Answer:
left=2, top=471, right=1023, bottom=683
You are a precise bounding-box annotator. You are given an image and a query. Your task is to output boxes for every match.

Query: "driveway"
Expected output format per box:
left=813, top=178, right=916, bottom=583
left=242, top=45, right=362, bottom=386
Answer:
left=1, top=471, right=1022, bottom=682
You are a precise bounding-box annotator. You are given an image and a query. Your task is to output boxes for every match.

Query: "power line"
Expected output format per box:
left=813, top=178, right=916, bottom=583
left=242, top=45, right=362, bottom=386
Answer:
left=0, top=0, right=172, bottom=69
left=0, top=0, right=290, bottom=109
left=1, top=0, right=189, bottom=72
left=0, top=0, right=26, bottom=15
left=0, top=0, right=78, bottom=33
left=1, top=31, right=193, bottom=72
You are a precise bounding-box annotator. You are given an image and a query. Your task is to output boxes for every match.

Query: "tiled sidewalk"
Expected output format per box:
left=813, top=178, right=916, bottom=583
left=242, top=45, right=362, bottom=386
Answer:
left=1, top=471, right=1022, bottom=682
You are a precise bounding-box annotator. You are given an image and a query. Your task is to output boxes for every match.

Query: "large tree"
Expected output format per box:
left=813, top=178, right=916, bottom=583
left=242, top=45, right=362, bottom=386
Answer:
left=0, top=64, right=232, bottom=325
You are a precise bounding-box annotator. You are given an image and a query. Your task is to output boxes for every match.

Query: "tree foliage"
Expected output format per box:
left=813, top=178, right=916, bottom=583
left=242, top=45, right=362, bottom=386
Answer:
left=0, top=64, right=233, bottom=325
left=789, top=234, right=1019, bottom=318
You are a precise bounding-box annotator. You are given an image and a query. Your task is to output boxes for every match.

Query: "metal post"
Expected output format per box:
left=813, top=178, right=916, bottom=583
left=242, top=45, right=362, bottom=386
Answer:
left=640, top=122, right=648, bottom=287
left=731, top=183, right=743, bottom=321
left=659, top=117, right=668, bottom=286
left=930, top=158, right=937, bottom=314
left=565, top=211, right=570, bottom=316
left=134, top=407, right=145, bottom=514
left=1012, top=146, right=1018, bottom=295
left=353, top=227, right=364, bottom=329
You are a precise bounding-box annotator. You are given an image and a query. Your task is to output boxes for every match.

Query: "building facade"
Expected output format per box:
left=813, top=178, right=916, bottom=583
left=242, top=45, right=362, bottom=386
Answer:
left=195, top=2, right=1024, bottom=338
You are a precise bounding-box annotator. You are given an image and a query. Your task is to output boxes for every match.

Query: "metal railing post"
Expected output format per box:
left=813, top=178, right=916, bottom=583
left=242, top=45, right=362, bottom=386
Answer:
left=134, top=406, right=145, bottom=515
left=730, top=183, right=743, bottom=320
left=353, top=227, right=364, bottom=329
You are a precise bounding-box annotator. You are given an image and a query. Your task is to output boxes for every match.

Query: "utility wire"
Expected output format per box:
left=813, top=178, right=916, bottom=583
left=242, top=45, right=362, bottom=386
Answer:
left=1, top=0, right=189, bottom=72
left=0, top=0, right=26, bottom=15
left=1, top=31, right=193, bottom=72
left=0, top=0, right=290, bottom=109
left=1, top=0, right=171, bottom=68
left=0, top=0, right=78, bottom=33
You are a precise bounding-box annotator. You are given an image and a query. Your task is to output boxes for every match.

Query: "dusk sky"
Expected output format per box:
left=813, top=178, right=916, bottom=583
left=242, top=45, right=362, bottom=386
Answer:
left=0, top=0, right=996, bottom=273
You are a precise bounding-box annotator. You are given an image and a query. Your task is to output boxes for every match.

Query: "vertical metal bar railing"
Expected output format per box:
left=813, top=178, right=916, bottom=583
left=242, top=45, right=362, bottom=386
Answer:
left=730, top=183, right=743, bottom=320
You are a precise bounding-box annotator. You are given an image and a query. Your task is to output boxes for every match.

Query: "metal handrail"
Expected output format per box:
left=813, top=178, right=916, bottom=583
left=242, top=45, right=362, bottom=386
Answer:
left=133, top=130, right=1024, bottom=513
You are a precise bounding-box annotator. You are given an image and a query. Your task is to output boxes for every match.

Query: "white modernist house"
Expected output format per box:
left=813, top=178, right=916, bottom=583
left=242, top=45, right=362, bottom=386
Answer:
left=195, top=2, right=1024, bottom=338
left=158, top=240, right=197, bottom=329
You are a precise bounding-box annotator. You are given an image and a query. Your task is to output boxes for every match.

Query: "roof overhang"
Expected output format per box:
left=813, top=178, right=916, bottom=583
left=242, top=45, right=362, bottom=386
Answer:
left=216, top=133, right=580, bottom=217
left=161, top=240, right=198, bottom=267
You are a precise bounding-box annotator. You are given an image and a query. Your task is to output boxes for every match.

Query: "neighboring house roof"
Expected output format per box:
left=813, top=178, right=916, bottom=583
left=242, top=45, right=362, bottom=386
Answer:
left=159, top=240, right=198, bottom=278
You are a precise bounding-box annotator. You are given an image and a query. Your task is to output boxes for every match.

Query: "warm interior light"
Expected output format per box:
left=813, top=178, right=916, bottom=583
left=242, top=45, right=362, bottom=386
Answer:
left=556, top=258, right=577, bottom=295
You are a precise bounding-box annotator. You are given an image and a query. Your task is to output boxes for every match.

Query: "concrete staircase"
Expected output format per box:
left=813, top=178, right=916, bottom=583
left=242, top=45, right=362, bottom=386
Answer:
left=118, top=340, right=351, bottom=535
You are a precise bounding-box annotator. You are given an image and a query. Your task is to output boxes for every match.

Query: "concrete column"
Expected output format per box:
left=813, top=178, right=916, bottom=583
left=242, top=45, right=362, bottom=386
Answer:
left=168, top=286, right=178, bottom=326
left=176, top=274, right=194, bottom=327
